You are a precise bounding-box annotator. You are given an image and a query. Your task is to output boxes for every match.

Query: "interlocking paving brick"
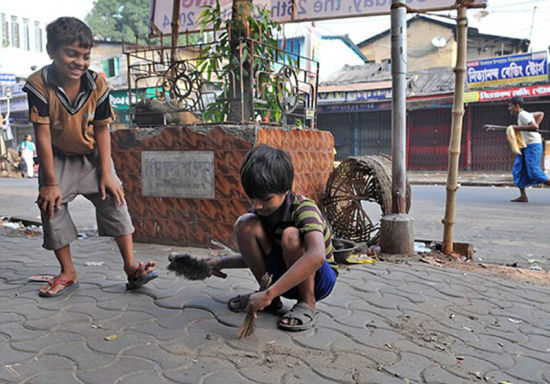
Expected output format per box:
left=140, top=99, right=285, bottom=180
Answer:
left=116, top=370, right=175, bottom=384
left=77, top=357, right=156, bottom=384
left=123, top=343, right=194, bottom=370
left=0, top=335, right=36, bottom=365
left=24, top=311, right=91, bottom=331
left=2, top=228, right=550, bottom=383
left=42, top=341, right=116, bottom=370
left=384, top=351, right=439, bottom=382
left=421, top=364, right=472, bottom=384
left=0, top=322, right=48, bottom=342
left=10, top=330, right=83, bottom=353
left=86, top=330, right=158, bottom=355
left=25, top=370, right=81, bottom=384
left=163, top=357, right=237, bottom=383
left=0, top=355, right=74, bottom=383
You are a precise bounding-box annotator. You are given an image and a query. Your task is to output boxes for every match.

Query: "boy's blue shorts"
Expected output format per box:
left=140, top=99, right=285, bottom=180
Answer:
left=265, top=245, right=336, bottom=301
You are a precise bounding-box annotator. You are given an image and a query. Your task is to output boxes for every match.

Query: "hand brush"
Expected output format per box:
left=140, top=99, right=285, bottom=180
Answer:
left=167, top=252, right=227, bottom=280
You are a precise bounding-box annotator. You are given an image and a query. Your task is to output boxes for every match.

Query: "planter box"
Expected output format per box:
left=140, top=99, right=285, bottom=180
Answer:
left=111, top=124, right=334, bottom=247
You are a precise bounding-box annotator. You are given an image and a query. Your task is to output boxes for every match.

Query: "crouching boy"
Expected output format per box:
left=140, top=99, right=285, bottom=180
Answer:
left=23, top=17, right=156, bottom=297
left=209, top=145, right=337, bottom=331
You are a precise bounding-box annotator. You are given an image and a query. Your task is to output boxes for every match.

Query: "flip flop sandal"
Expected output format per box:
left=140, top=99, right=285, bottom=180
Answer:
left=28, top=275, right=55, bottom=283
left=38, top=279, right=80, bottom=298
left=278, top=302, right=317, bottom=331
left=126, top=268, right=158, bottom=290
left=227, top=293, right=283, bottom=313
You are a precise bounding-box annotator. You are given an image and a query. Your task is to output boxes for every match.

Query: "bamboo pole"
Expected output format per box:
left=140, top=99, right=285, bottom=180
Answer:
left=442, top=1, right=468, bottom=255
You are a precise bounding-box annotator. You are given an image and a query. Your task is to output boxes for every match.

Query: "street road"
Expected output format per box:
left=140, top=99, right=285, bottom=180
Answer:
left=410, top=185, right=550, bottom=268
left=1, top=178, right=548, bottom=268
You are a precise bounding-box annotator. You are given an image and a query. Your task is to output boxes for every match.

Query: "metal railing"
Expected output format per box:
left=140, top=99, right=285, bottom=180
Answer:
left=123, top=37, right=319, bottom=127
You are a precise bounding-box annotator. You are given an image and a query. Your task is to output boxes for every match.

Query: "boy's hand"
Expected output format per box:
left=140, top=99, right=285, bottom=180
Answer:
left=205, top=258, right=226, bottom=278
left=100, top=172, right=126, bottom=205
left=37, top=185, right=62, bottom=218
left=246, top=291, right=273, bottom=318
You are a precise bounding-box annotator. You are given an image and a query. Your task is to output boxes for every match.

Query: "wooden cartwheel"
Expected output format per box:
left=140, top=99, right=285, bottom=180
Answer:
left=322, top=155, right=411, bottom=246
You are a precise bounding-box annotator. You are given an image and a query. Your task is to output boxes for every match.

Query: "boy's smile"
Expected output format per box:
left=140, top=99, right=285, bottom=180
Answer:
left=251, top=192, right=287, bottom=216
left=48, top=41, right=91, bottom=84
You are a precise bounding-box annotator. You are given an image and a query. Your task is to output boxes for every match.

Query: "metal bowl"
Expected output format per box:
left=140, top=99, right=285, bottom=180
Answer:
left=332, top=238, right=359, bottom=263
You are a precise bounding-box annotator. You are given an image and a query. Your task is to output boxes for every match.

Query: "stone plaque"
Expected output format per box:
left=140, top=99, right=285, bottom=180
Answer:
left=142, top=151, right=215, bottom=198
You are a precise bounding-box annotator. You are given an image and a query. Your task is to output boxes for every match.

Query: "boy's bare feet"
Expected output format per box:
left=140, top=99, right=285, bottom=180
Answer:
left=510, top=196, right=528, bottom=202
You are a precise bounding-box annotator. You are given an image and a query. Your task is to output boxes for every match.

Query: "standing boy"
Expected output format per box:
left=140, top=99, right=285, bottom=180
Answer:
left=23, top=17, right=156, bottom=297
left=507, top=96, right=549, bottom=202
left=209, top=145, right=337, bottom=331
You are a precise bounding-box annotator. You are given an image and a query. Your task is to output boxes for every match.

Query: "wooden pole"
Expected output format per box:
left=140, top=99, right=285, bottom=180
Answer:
left=442, top=1, right=468, bottom=255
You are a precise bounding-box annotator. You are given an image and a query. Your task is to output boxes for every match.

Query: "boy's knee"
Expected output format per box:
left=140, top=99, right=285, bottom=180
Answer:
left=234, top=213, right=262, bottom=237
left=281, top=227, right=301, bottom=252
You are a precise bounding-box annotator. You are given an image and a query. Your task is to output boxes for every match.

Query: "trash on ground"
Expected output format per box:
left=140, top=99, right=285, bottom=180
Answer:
left=414, top=242, right=432, bottom=253
left=527, top=258, right=546, bottom=264
left=344, top=253, right=377, bottom=264
left=508, top=318, right=522, bottom=324
left=1, top=221, right=22, bottom=230
left=104, top=335, right=117, bottom=341
left=85, top=261, right=105, bottom=267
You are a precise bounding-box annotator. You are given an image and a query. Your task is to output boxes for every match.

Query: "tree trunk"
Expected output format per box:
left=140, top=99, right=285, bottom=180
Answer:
left=228, top=0, right=253, bottom=123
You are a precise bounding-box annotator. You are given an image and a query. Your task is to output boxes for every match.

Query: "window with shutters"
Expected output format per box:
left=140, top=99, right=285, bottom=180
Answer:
left=23, top=18, right=30, bottom=51
left=11, top=16, right=19, bottom=48
left=101, top=57, right=121, bottom=78
left=1, top=14, right=9, bottom=47
left=34, top=21, right=43, bottom=52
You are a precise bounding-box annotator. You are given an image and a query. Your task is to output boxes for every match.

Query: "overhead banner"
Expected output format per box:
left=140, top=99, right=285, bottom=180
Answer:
left=467, top=51, right=548, bottom=89
left=150, top=0, right=487, bottom=34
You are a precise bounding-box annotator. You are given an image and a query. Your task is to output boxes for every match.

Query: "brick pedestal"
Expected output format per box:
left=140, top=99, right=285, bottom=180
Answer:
left=111, top=124, right=334, bottom=247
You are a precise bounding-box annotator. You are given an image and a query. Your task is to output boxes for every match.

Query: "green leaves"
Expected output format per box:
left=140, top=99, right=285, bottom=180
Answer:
left=196, top=1, right=289, bottom=123
left=85, top=0, right=150, bottom=43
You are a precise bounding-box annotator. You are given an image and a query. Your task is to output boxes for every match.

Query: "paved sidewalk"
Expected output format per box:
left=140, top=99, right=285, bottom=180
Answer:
left=407, top=171, right=516, bottom=187
left=1, top=227, right=549, bottom=384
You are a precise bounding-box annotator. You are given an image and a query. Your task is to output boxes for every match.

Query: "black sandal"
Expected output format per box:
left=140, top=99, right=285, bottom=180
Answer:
left=227, top=293, right=283, bottom=313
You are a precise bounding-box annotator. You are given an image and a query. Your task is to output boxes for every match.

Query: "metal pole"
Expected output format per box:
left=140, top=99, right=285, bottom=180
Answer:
left=380, top=0, right=414, bottom=255
left=391, top=0, right=407, bottom=214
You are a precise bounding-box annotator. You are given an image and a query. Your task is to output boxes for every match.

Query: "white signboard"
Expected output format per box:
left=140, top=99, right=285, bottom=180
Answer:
left=151, top=0, right=487, bottom=34
left=142, top=151, right=215, bottom=198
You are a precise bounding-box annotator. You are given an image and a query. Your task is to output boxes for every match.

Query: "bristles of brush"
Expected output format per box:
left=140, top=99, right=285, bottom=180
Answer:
left=237, top=273, right=272, bottom=339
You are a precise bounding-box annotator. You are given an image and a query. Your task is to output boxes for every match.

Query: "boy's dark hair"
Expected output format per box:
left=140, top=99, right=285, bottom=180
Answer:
left=46, top=17, right=93, bottom=51
left=509, top=96, right=525, bottom=108
left=240, top=145, right=294, bottom=199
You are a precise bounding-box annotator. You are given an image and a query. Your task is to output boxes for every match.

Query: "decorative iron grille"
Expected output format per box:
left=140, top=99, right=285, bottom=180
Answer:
left=123, top=37, right=319, bottom=127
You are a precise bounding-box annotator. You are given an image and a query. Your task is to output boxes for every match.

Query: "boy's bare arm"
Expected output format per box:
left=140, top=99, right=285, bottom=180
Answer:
left=34, top=123, right=61, bottom=218
left=208, top=253, right=247, bottom=270
left=265, top=231, right=326, bottom=299
left=245, top=231, right=326, bottom=315
left=93, top=123, right=125, bottom=205
left=534, top=111, right=544, bottom=126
